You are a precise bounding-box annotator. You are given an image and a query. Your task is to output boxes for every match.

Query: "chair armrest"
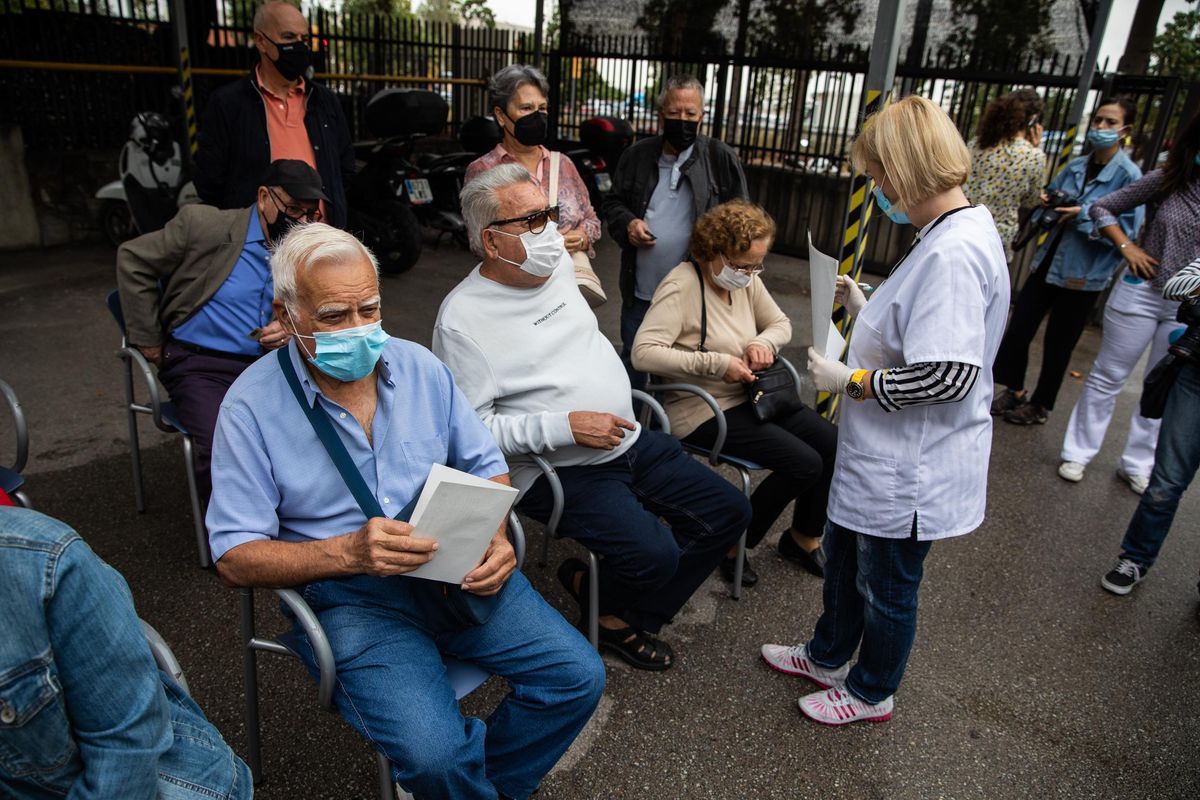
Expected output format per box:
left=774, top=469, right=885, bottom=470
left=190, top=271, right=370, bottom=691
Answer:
left=140, top=619, right=190, bottom=697
left=117, top=345, right=174, bottom=434
left=645, top=380, right=727, bottom=464
left=507, top=510, right=526, bottom=569
left=274, top=588, right=336, bottom=711
left=528, top=453, right=564, bottom=539
left=631, top=389, right=671, bottom=435
left=0, top=379, right=28, bottom=474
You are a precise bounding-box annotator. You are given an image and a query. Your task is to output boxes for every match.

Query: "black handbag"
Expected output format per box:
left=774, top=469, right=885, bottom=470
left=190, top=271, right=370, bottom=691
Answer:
left=1140, top=352, right=1185, bottom=420
left=691, top=261, right=803, bottom=423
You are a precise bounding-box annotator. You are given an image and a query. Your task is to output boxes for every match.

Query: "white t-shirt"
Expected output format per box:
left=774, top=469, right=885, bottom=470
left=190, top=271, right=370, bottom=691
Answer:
left=827, top=205, right=1010, bottom=540
left=433, top=251, right=640, bottom=491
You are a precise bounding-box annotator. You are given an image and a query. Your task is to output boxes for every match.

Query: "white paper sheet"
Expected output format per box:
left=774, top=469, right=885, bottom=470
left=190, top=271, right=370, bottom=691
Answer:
left=808, top=234, right=844, bottom=360
left=405, top=463, right=519, bottom=585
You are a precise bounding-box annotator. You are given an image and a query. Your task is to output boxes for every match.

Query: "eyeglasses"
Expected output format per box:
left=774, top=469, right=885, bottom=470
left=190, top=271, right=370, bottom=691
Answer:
left=488, top=206, right=560, bottom=235
left=723, top=256, right=764, bottom=276
left=269, top=188, right=323, bottom=223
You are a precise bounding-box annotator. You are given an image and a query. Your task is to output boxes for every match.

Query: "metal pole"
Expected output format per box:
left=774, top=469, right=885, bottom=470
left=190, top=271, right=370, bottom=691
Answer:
left=169, top=0, right=198, bottom=167
left=819, top=0, right=908, bottom=418
left=1052, top=0, right=1115, bottom=177
left=533, top=0, right=545, bottom=66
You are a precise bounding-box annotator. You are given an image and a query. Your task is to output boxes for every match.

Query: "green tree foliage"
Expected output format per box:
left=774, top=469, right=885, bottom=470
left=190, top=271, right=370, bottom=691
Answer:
left=748, top=0, right=860, bottom=59
left=1151, top=10, right=1200, bottom=81
left=940, top=0, right=1057, bottom=67
left=341, top=0, right=414, bottom=17
left=417, top=0, right=495, bottom=29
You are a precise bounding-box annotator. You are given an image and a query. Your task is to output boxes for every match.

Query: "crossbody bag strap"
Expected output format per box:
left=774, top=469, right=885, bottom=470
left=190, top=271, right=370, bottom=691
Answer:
left=548, top=151, right=560, bottom=205
left=690, top=259, right=708, bottom=352
left=277, top=348, right=419, bottom=522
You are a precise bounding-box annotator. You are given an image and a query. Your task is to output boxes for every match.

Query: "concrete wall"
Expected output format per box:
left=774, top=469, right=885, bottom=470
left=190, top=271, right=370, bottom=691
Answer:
left=0, top=125, right=41, bottom=251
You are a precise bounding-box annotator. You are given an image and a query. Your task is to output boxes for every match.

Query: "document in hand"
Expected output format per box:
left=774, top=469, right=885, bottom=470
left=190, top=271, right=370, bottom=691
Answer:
left=807, top=233, right=847, bottom=361
left=405, top=463, right=519, bottom=584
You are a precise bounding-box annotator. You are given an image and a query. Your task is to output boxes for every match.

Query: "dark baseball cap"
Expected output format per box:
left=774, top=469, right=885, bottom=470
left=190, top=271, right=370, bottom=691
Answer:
left=261, top=159, right=329, bottom=202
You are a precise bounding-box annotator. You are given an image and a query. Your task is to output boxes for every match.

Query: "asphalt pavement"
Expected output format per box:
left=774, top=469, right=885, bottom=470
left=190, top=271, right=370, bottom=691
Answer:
left=1, top=233, right=1197, bottom=800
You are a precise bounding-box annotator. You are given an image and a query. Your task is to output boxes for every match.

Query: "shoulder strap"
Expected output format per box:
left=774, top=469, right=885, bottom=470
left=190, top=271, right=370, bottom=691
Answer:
left=548, top=151, right=560, bottom=204
left=690, top=259, right=708, bottom=352
left=276, top=348, right=419, bottom=522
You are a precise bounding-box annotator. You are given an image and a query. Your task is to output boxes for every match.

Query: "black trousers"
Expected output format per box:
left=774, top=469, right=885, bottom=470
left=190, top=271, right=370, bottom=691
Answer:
left=683, top=401, right=838, bottom=548
left=991, top=268, right=1102, bottom=410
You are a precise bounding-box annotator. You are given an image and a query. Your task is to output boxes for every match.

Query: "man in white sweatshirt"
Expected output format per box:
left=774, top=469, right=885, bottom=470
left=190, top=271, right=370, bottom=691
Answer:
left=434, top=163, right=750, bottom=672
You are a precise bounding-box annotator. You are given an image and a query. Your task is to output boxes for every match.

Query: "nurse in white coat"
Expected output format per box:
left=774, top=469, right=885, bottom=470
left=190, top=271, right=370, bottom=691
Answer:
left=760, top=96, right=1011, bottom=725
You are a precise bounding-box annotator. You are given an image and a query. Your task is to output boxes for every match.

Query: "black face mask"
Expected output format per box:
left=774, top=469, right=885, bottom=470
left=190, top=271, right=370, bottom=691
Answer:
left=263, top=34, right=311, bottom=82
left=662, top=118, right=699, bottom=151
left=265, top=212, right=295, bottom=246
left=507, top=110, right=549, bottom=147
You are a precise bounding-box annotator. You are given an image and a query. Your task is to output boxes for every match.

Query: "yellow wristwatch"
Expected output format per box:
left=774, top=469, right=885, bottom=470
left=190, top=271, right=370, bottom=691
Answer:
left=845, top=369, right=870, bottom=401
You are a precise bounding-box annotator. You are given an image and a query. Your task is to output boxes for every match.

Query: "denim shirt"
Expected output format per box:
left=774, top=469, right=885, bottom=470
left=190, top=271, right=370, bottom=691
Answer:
left=0, top=507, right=250, bottom=799
left=1034, top=150, right=1144, bottom=292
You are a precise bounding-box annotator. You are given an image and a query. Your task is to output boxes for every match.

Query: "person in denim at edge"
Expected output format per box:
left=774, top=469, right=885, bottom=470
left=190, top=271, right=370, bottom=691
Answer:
left=206, top=223, right=604, bottom=799
left=0, top=506, right=251, bottom=799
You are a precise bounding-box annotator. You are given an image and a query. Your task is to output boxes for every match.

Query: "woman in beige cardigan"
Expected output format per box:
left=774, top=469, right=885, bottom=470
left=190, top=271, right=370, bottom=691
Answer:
left=632, top=201, right=836, bottom=587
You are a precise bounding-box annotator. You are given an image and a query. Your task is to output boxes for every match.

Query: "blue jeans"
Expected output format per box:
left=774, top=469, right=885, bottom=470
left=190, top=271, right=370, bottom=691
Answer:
left=620, top=297, right=652, bottom=393
left=1119, top=361, right=1200, bottom=568
left=293, top=570, right=604, bottom=800
left=519, top=431, right=751, bottom=632
left=806, top=521, right=933, bottom=705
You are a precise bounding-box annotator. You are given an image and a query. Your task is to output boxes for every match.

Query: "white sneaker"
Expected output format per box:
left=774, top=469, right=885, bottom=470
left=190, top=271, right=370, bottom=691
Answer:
left=1116, top=468, right=1149, bottom=495
left=760, top=643, right=850, bottom=688
left=798, top=686, right=894, bottom=726
left=1058, top=461, right=1086, bottom=482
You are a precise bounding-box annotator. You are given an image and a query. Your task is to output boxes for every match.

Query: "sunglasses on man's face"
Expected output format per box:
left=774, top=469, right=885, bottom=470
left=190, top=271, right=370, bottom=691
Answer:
left=488, top=206, right=560, bottom=235
left=269, top=188, right=323, bottom=223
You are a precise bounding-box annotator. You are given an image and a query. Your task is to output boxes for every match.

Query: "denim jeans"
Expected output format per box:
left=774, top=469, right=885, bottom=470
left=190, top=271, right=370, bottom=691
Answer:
left=1118, top=361, right=1200, bottom=568
left=519, top=430, right=750, bottom=632
left=619, top=297, right=652, bottom=393
left=806, top=521, right=933, bottom=704
left=293, top=570, right=605, bottom=800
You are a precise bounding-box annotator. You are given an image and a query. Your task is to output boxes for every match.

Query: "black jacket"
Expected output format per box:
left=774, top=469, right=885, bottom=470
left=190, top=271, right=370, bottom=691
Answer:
left=603, top=134, right=749, bottom=307
left=194, top=72, right=355, bottom=229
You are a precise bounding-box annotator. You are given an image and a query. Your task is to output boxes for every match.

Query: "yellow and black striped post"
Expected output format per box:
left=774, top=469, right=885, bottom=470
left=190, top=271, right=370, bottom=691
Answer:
left=179, top=45, right=199, bottom=160
left=816, top=0, right=909, bottom=418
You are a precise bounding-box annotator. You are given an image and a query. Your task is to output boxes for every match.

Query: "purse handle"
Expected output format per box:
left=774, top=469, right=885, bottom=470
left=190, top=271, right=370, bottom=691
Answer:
left=690, top=259, right=708, bottom=353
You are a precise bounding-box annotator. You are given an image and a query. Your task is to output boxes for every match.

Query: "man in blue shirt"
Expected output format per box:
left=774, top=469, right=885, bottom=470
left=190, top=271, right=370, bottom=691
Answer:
left=206, top=223, right=604, bottom=800
left=116, top=159, right=325, bottom=502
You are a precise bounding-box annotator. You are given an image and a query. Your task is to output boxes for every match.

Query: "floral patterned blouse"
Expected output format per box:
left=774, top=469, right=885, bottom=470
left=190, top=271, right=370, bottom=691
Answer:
left=964, top=137, right=1047, bottom=260
left=464, top=143, right=602, bottom=257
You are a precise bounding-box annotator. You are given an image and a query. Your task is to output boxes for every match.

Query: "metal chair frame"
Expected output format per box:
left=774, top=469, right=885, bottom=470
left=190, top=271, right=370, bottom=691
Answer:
left=644, top=357, right=806, bottom=601
left=533, top=389, right=672, bottom=648
left=240, top=512, right=527, bottom=800
left=141, top=619, right=190, bottom=696
left=105, top=291, right=209, bottom=567
left=0, top=378, right=32, bottom=508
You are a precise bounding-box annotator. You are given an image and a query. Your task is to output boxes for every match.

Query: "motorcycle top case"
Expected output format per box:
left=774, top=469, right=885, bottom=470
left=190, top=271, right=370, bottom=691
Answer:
left=579, top=116, right=634, bottom=156
left=365, top=89, right=449, bottom=138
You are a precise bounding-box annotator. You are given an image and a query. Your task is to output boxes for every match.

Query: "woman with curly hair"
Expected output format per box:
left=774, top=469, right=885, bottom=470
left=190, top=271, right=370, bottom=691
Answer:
left=964, top=89, right=1047, bottom=261
left=632, top=200, right=837, bottom=586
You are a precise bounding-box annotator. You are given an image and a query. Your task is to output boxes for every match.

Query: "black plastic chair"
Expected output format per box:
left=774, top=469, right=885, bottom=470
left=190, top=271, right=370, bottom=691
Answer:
left=105, top=290, right=209, bottom=567
left=1, top=378, right=31, bottom=508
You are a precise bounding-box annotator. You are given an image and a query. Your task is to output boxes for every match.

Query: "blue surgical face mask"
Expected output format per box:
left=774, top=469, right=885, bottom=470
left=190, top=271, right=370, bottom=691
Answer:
left=872, top=179, right=910, bottom=226
left=294, top=319, right=389, bottom=382
left=1086, top=128, right=1121, bottom=149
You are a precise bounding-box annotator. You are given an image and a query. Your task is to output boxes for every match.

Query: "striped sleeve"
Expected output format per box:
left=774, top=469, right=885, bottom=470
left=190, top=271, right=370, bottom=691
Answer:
left=871, top=361, right=981, bottom=412
left=1162, top=257, right=1200, bottom=300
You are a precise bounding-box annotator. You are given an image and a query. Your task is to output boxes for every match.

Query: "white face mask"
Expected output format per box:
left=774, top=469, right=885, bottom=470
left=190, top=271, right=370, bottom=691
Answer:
left=489, top=221, right=564, bottom=277
left=713, top=258, right=754, bottom=291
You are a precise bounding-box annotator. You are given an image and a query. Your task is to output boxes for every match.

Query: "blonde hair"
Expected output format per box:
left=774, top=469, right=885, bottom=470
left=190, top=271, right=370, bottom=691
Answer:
left=850, top=95, right=972, bottom=209
left=689, top=200, right=776, bottom=261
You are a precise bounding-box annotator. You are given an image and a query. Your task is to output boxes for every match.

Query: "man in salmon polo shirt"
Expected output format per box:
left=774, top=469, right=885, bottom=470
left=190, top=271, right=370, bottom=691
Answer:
left=195, top=1, right=354, bottom=229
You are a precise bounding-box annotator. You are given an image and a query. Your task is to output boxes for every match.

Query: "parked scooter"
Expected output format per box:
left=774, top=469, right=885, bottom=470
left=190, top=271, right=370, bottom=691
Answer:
left=570, top=115, right=634, bottom=215
left=95, top=112, right=198, bottom=246
left=347, top=89, right=474, bottom=274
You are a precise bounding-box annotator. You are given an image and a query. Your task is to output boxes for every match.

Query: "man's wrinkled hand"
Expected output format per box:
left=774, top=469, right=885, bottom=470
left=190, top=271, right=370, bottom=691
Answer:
left=569, top=411, right=636, bottom=449
left=628, top=219, right=656, bottom=247
left=257, top=319, right=291, bottom=350
left=346, top=517, right=438, bottom=577
left=462, top=531, right=516, bottom=595
left=138, top=345, right=164, bottom=368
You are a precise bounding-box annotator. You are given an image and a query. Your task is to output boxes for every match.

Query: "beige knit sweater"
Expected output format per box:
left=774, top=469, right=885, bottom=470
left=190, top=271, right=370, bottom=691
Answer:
left=631, top=261, right=792, bottom=438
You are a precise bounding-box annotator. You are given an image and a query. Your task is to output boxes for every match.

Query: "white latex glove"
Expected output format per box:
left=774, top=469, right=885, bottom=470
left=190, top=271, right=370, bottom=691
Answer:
left=834, top=274, right=868, bottom=317
left=807, top=346, right=854, bottom=394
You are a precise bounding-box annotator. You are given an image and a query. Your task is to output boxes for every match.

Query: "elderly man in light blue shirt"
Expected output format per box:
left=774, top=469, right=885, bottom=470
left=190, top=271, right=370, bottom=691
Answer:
left=206, top=223, right=604, bottom=800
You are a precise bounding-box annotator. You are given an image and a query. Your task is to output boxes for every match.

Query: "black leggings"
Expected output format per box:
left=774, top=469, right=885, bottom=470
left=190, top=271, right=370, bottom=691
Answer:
left=683, top=401, right=838, bottom=548
left=992, top=268, right=1101, bottom=410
